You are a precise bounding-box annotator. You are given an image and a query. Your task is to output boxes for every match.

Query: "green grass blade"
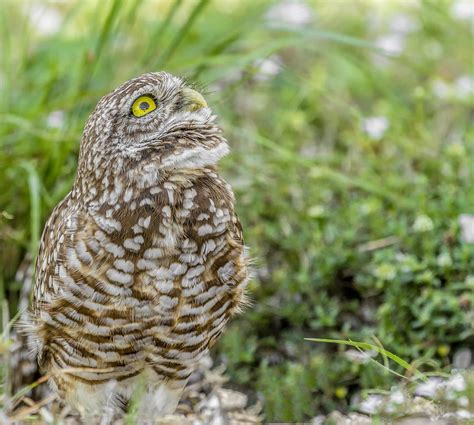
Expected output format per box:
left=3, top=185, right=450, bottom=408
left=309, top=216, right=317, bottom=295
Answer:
left=141, top=0, right=184, bottom=67
left=305, top=337, right=428, bottom=381
left=273, top=25, right=382, bottom=51
left=156, top=0, right=210, bottom=67
left=20, top=162, right=42, bottom=256
left=94, top=0, right=123, bottom=64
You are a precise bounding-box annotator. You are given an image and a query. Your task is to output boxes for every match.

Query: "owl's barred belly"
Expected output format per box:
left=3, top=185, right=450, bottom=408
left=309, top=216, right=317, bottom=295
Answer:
left=40, top=264, right=237, bottom=417
left=41, top=249, right=235, bottom=385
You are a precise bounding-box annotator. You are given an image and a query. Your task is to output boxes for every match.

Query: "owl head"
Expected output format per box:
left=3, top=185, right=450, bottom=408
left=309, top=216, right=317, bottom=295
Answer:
left=76, top=72, right=228, bottom=188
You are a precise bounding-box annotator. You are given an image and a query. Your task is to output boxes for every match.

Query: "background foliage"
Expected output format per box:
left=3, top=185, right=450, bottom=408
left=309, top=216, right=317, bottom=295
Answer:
left=0, top=0, right=473, bottom=421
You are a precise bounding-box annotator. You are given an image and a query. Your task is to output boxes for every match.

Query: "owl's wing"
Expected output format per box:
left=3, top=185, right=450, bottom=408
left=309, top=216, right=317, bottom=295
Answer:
left=33, top=193, right=76, bottom=312
left=11, top=195, right=74, bottom=394
left=174, top=177, right=249, bottom=349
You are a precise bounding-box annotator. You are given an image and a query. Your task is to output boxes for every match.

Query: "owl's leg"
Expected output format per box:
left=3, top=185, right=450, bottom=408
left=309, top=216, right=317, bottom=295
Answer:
left=97, top=389, right=129, bottom=425
left=134, top=380, right=185, bottom=420
left=61, top=379, right=127, bottom=424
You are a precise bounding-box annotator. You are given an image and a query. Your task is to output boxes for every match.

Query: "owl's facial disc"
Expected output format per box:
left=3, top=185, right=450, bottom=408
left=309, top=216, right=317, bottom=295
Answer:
left=154, top=88, right=229, bottom=171
left=129, top=78, right=228, bottom=171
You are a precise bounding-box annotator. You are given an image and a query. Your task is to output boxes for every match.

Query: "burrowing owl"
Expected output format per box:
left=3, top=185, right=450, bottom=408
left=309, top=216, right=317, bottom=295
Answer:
left=29, top=72, right=249, bottom=421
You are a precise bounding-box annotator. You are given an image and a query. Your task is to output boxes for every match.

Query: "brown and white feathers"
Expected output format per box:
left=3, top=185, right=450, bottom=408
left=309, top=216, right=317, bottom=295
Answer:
left=28, top=71, right=249, bottom=421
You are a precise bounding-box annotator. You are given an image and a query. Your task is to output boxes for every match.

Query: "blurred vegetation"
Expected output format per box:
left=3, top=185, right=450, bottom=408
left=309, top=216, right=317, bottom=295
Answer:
left=0, top=0, right=473, bottom=422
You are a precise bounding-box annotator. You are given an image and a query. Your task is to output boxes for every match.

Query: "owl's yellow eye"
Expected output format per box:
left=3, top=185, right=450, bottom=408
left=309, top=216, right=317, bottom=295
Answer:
left=131, top=95, right=157, bottom=117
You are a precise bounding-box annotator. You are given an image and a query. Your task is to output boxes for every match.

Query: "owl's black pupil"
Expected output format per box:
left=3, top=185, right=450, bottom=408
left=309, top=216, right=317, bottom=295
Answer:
left=139, top=101, right=149, bottom=111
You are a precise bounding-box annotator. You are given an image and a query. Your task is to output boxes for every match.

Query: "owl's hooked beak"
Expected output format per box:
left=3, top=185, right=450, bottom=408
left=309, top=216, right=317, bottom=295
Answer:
left=181, top=87, right=207, bottom=112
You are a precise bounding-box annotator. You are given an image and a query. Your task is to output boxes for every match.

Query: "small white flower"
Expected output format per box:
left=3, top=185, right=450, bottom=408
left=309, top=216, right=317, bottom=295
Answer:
left=457, top=396, right=469, bottom=407
left=431, top=76, right=474, bottom=101
left=415, top=377, right=443, bottom=398
left=359, top=394, right=384, bottom=414
left=389, top=14, right=419, bottom=35
left=375, top=34, right=405, bottom=56
left=253, top=56, right=282, bottom=81
left=413, top=214, right=434, bottom=233
left=46, top=110, right=65, bottom=129
left=454, top=75, right=474, bottom=99
left=25, top=3, right=62, bottom=35
left=362, top=116, right=389, bottom=140
left=451, top=0, right=474, bottom=20
left=431, top=79, right=451, bottom=99
left=459, top=214, right=474, bottom=243
left=266, top=0, right=313, bottom=27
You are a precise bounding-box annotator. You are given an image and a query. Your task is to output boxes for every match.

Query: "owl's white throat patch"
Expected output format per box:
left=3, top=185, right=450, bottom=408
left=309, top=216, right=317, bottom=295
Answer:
left=170, top=108, right=213, bottom=125
left=161, top=142, right=230, bottom=170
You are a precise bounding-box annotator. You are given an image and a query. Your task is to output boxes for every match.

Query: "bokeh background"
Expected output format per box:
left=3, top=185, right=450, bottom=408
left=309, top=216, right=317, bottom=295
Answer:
left=1, top=0, right=473, bottom=422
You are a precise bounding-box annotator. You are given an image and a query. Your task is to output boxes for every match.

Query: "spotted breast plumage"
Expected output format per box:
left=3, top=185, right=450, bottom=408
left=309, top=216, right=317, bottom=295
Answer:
left=29, top=72, right=249, bottom=421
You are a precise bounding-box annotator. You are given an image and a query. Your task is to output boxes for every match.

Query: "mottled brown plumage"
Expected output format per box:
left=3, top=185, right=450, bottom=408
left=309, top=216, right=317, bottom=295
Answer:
left=28, top=72, right=249, bottom=421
